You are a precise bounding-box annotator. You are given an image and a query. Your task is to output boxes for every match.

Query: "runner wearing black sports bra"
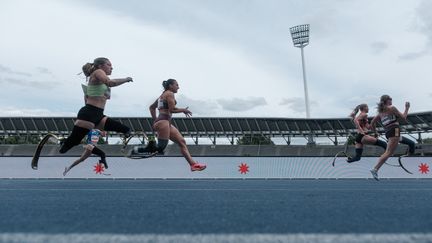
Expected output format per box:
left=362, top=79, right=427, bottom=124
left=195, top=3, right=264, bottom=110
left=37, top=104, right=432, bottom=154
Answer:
left=132, top=79, right=206, bottom=172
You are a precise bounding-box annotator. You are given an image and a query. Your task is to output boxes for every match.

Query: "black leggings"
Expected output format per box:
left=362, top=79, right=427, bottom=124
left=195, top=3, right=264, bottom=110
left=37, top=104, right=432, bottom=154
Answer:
left=59, top=126, right=89, bottom=154
left=104, top=118, right=130, bottom=135
left=60, top=106, right=130, bottom=154
left=60, top=104, right=104, bottom=154
left=400, top=136, right=416, bottom=154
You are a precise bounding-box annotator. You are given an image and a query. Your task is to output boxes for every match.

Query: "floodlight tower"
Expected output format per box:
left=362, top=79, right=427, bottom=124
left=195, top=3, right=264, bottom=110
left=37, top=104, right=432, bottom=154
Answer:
left=290, top=24, right=315, bottom=144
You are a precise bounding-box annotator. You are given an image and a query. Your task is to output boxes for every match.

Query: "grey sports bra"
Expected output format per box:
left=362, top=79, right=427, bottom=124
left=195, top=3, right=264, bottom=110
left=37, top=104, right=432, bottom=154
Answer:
left=157, top=98, right=168, bottom=109
left=381, top=113, right=398, bottom=128
left=157, top=97, right=176, bottom=110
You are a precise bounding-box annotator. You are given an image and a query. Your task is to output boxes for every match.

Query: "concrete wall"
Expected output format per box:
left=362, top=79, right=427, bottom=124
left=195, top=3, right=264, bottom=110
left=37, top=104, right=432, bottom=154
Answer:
left=1, top=156, right=431, bottom=179
left=1, top=144, right=427, bottom=157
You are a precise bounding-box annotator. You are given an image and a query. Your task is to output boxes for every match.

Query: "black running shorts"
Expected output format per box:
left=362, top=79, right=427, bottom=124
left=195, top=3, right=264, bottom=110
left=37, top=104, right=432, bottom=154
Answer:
left=385, top=126, right=400, bottom=139
left=77, top=104, right=105, bottom=125
left=355, top=133, right=365, bottom=144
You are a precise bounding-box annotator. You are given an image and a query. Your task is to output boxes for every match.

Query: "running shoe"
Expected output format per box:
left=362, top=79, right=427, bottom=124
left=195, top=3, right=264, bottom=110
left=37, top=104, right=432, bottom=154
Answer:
left=370, top=169, right=379, bottom=181
left=99, top=159, right=108, bottom=169
left=191, top=162, right=206, bottom=172
left=136, top=145, right=157, bottom=154
left=346, top=156, right=360, bottom=163
left=131, top=142, right=158, bottom=154
left=128, top=146, right=158, bottom=158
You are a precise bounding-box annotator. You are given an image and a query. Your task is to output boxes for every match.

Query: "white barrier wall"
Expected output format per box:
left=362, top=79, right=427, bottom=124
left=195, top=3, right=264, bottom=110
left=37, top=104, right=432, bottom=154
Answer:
left=0, top=156, right=431, bottom=179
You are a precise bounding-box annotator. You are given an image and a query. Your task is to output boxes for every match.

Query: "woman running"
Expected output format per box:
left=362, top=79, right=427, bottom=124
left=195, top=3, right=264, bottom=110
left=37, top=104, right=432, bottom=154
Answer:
left=63, top=129, right=107, bottom=176
left=347, top=104, right=387, bottom=163
left=131, top=79, right=206, bottom=172
left=59, top=57, right=133, bottom=164
left=369, top=95, right=414, bottom=180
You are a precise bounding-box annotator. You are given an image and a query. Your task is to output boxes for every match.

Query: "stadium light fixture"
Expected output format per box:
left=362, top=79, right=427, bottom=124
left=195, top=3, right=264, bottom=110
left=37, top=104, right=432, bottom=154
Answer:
left=290, top=24, right=310, bottom=48
left=290, top=24, right=314, bottom=144
left=290, top=24, right=310, bottom=118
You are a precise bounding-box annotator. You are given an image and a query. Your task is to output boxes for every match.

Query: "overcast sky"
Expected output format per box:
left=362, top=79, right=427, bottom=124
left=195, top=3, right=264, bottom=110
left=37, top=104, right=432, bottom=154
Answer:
left=1, top=0, right=431, bottom=119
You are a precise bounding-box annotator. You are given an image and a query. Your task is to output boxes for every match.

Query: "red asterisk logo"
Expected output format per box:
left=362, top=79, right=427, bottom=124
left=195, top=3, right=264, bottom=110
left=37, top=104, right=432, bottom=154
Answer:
left=94, top=163, right=105, bottom=174
left=419, top=163, right=429, bottom=174
left=238, top=163, right=249, bottom=174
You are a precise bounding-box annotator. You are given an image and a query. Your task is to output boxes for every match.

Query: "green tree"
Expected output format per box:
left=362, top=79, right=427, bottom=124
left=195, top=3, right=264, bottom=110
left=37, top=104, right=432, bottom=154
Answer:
left=236, top=134, right=274, bottom=145
left=27, top=135, right=41, bottom=144
left=97, top=137, right=106, bottom=144
left=4, top=136, right=20, bottom=144
left=2, top=135, right=51, bottom=144
left=422, top=138, right=432, bottom=144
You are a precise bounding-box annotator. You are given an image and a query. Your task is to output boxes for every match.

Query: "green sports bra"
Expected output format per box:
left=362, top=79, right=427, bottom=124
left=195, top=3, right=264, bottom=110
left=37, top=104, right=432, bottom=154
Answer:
left=81, top=83, right=111, bottom=99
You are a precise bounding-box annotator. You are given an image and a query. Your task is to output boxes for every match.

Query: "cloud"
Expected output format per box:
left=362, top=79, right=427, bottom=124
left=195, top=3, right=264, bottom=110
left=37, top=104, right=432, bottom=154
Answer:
left=279, top=97, right=320, bottom=115
left=398, top=51, right=428, bottom=61
left=370, top=41, right=388, bottom=54
left=37, top=67, right=53, bottom=75
left=0, top=64, right=58, bottom=89
left=0, top=106, right=75, bottom=117
left=417, top=0, right=432, bottom=48
left=1, top=0, right=431, bottom=120
left=0, top=77, right=25, bottom=85
left=217, top=97, right=267, bottom=112
left=176, top=94, right=219, bottom=116
left=279, top=97, right=307, bottom=114
left=0, top=64, right=32, bottom=77
left=3, top=77, right=60, bottom=90
left=75, top=0, right=340, bottom=76
left=346, top=94, right=380, bottom=106
left=343, top=94, right=382, bottom=116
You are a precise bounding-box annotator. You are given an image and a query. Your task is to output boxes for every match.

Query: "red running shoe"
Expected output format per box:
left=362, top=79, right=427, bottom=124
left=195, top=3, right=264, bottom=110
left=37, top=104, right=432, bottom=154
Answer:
left=191, top=162, right=206, bottom=172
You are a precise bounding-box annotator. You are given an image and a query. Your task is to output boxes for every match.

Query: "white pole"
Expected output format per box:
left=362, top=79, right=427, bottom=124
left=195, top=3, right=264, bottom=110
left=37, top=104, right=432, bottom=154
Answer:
left=300, top=45, right=310, bottom=119
left=300, top=45, right=314, bottom=144
left=290, top=24, right=313, bottom=144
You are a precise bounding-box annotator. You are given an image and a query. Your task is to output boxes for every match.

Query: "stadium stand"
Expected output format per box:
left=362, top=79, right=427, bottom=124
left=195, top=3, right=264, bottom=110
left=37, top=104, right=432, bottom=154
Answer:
left=1, top=112, right=431, bottom=157
left=1, top=111, right=431, bottom=145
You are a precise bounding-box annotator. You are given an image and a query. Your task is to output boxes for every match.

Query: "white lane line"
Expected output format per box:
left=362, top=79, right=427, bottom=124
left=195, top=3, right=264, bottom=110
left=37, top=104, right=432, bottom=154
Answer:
left=1, top=233, right=432, bottom=243
left=1, top=188, right=432, bottom=191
